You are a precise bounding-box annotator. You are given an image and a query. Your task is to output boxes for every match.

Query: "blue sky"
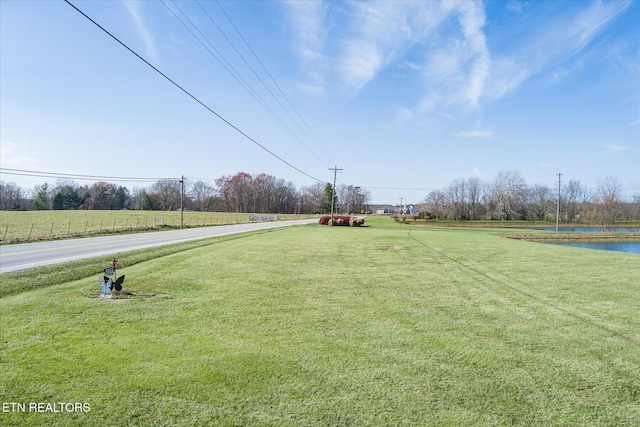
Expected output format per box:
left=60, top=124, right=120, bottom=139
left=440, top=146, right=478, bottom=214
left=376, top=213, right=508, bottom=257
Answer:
left=1, top=0, right=638, bottom=204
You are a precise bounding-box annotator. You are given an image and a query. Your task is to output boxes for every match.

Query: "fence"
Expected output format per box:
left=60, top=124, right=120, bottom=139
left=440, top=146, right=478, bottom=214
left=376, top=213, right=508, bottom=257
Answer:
left=0, top=215, right=270, bottom=244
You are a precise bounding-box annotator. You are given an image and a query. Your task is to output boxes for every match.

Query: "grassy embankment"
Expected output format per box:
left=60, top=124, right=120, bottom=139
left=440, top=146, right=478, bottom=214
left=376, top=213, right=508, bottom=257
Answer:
left=1, top=217, right=639, bottom=426
left=0, top=210, right=312, bottom=244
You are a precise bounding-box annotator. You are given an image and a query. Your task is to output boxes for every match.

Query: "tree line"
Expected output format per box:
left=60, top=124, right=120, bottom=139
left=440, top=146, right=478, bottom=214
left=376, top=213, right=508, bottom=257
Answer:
left=1, top=170, right=638, bottom=225
left=420, top=171, right=639, bottom=227
left=0, top=172, right=372, bottom=215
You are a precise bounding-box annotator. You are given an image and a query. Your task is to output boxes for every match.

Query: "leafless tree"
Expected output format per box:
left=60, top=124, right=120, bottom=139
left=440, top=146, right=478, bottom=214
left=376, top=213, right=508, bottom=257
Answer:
left=527, top=184, right=552, bottom=220
left=466, top=177, right=486, bottom=220
left=490, top=170, right=527, bottom=220
left=424, top=190, right=446, bottom=219
left=0, top=181, right=25, bottom=210
left=301, top=183, right=325, bottom=214
left=592, top=176, right=622, bottom=231
left=190, top=180, right=217, bottom=212
left=149, top=179, right=181, bottom=211
left=562, top=179, right=587, bottom=221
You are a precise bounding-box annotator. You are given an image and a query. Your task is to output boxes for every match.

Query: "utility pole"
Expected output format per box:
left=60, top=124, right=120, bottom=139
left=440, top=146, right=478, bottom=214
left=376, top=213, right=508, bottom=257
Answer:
left=329, top=166, right=342, bottom=225
left=180, top=175, right=184, bottom=229
left=400, top=197, right=404, bottom=214
left=556, top=172, right=562, bottom=232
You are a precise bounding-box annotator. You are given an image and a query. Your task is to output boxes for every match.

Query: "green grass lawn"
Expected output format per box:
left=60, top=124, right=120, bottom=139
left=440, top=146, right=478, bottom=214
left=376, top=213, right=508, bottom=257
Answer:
left=1, top=219, right=639, bottom=426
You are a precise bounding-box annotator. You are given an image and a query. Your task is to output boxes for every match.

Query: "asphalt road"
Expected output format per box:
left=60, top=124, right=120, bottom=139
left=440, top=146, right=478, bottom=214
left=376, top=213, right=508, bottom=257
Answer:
left=0, top=219, right=317, bottom=274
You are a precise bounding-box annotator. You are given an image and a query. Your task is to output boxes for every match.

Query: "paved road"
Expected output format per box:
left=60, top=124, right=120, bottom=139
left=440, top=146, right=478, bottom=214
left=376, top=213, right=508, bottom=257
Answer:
left=0, top=219, right=317, bottom=273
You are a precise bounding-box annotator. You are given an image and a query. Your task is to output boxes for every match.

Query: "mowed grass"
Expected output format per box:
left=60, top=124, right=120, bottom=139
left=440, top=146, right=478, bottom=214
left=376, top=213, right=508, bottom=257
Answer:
left=1, top=219, right=639, bottom=426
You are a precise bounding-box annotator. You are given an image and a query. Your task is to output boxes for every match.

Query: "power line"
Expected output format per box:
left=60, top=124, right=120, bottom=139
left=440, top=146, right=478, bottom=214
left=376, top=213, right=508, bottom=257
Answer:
left=63, top=0, right=323, bottom=183
left=0, top=168, right=171, bottom=183
left=210, top=0, right=336, bottom=166
left=165, top=0, right=332, bottom=168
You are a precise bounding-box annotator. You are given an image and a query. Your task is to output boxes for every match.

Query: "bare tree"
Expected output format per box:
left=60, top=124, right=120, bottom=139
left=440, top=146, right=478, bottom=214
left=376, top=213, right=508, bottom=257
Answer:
left=490, top=170, right=527, bottom=220
left=424, top=190, right=446, bottom=219
left=149, top=179, right=181, bottom=211
left=0, top=181, right=25, bottom=210
left=466, top=177, right=486, bottom=220
left=447, top=179, right=468, bottom=220
left=190, top=180, right=217, bottom=212
left=527, top=184, right=552, bottom=220
left=592, top=176, right=622, bottom=231
left=562, top=179, right=587, bottom=222
left=301, top=183, right=325, bottom=214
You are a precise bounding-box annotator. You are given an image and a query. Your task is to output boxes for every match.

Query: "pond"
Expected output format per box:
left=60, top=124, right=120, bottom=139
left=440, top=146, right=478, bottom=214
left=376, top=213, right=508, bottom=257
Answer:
left=527, top=227, right=640, bottom=254
left=547, top=241, right=640, bottom=254
left=532, top=227, right=639, bottom=232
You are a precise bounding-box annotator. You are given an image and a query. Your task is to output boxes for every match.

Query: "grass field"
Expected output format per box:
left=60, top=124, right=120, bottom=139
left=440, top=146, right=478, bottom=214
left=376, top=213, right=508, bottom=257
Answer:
left=0, top=211, right=311, bottom=244
left=1, top=218, right=639, bottom=426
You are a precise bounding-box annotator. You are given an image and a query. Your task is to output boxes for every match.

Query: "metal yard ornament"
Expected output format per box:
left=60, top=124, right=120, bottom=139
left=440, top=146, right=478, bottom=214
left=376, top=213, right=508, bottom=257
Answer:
left=99, top=258, right=125, bottom=296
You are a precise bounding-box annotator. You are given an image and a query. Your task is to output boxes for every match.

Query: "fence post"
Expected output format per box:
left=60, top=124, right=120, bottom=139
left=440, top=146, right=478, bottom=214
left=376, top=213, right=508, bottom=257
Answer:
left=50, top=223, right=54, bottom=238
left=85, top=221, right=88, bottom=233
left=100, top=220, right=103, bottom=232
left=3, top=224, right=8, bottom=241
left=28, top=224, right=35, bottom=241
left=68, top=222, right=71, bottom=237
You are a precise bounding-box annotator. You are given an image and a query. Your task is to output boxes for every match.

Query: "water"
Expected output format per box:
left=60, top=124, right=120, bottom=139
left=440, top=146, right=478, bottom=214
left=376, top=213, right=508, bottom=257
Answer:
left=547, top=241, right=640, bottom=254
left=533, top=227, right=639, bottom=232
left=529, top=226, right=639, bottom=254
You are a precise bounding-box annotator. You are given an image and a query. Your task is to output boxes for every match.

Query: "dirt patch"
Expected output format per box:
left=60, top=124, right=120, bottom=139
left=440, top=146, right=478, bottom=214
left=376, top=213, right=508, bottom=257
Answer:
left=387, top=246, right=404, bottom=251
left=93, top=292, right=160, bottom=301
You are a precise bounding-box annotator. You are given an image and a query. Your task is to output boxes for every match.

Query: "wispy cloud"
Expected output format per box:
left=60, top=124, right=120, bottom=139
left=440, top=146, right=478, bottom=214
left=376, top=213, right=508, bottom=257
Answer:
left=456, top=130, right=494, bottom=139
left=285, top=1, right=630, bottom=117
left=122, top=0, right=158, bottom=62
left=0, top=142, right=39, bottom=169
left=286, top=1, right=491, bottom=111
left=599, top=144, right=628, bottom=153
left=484, top=1, right=631, bottom=102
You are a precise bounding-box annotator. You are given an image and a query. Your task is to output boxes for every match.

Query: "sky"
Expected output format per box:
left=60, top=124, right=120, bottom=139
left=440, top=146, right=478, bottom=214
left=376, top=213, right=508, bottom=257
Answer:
left=1, top=0, right=639, bottom=204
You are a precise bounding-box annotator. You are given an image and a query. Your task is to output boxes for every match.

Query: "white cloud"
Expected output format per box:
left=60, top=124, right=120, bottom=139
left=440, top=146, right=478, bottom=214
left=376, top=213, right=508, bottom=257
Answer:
left=0, top=142, right=39, bottom=169
left=506, top=1, right=525, bottom=13
left=599, top=144, right=628, bottom=153
left=483, top=1, right=631, bottom=102
left=456, top=130, right=494, bottom=139
left=285, top=0, right=630, bottom=118
left=122, top=0, right=158, bottom=62
left=286, top=2, right=454, bottom=97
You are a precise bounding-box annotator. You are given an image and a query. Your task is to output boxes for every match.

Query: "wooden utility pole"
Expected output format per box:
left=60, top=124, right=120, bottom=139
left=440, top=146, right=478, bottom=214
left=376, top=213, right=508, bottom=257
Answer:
left=329, top=166, right=342, bottom=225
left=556, top=172, right=562, bottom=232
left=180, top=175, right=185, bottom=229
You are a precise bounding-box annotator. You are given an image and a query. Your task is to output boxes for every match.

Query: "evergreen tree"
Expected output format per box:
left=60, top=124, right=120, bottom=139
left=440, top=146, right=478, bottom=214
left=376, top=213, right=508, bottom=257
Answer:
left=320, top=183, right=336, bottom=214
left=33, top=183, right=49, bottom=210
left=52, top=186, right=81, bottom=210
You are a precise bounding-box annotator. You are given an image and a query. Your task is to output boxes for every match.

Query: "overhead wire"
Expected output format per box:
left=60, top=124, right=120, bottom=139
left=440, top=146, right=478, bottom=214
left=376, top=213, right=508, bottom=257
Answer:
left=161, top=1, right=284, bottom=131
left=0, top=167, right=173, bottom=183
left=165, top=0, right=332, bottom=168
left=200, top=0, right=335, bottom=167
left=212, top=0, right=336, bottom=166
left=63, top=0, right=323, bottom=183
